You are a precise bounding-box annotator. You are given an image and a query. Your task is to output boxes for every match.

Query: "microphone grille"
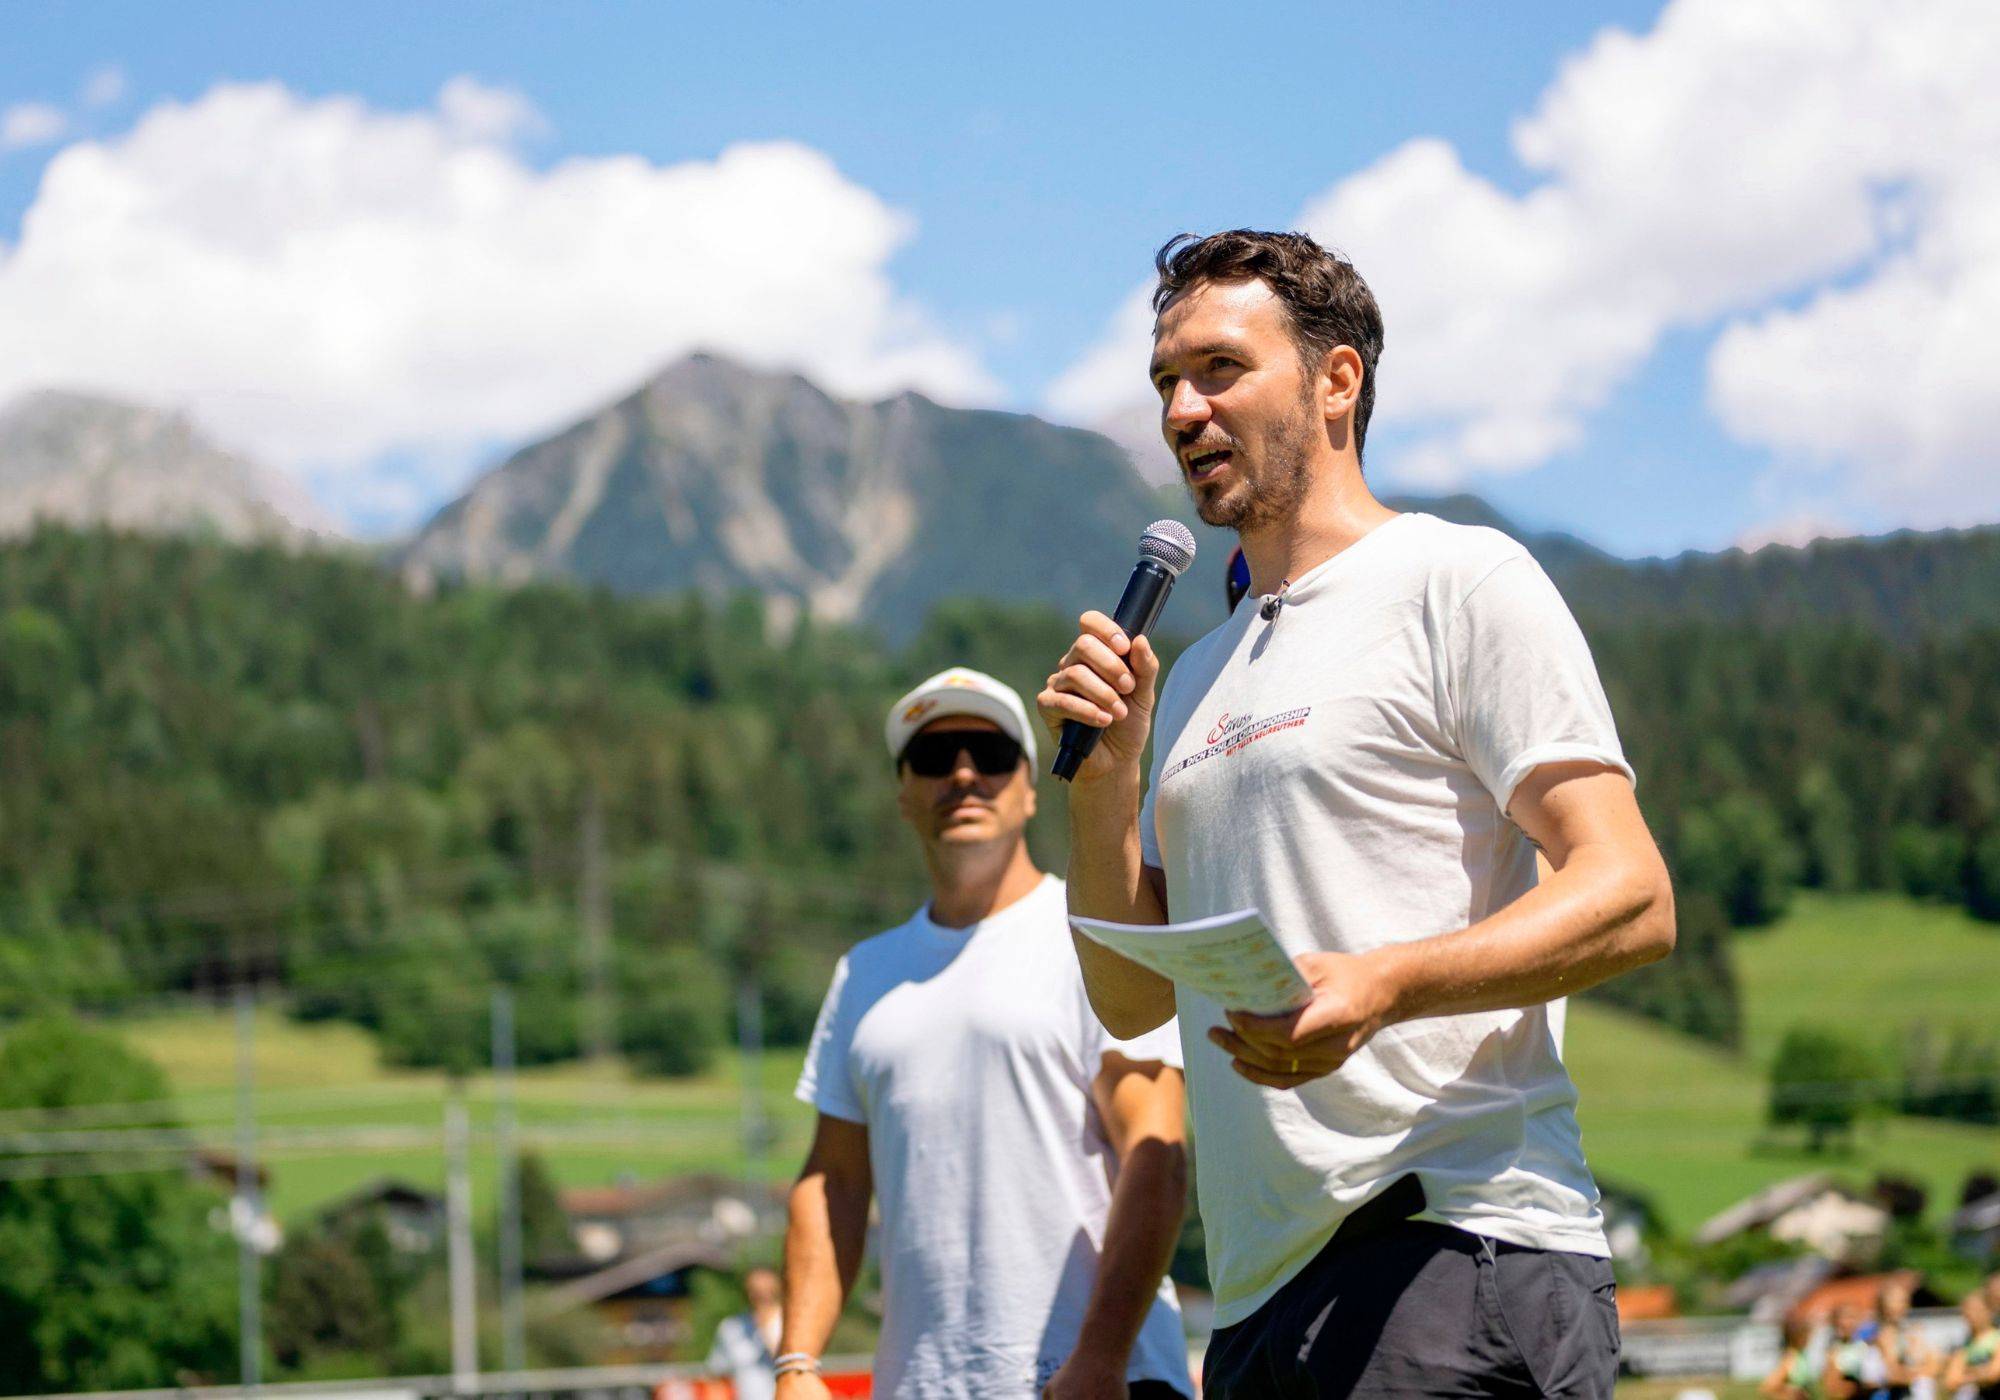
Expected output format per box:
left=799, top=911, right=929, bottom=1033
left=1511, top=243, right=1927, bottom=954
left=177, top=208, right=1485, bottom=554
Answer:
left=1138, top=519, right=1198, bottom=577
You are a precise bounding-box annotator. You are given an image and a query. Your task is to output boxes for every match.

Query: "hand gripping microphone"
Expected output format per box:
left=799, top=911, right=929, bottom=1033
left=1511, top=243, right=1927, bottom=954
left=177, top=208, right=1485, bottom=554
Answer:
left=1052, top=519, right=1197, bottom=782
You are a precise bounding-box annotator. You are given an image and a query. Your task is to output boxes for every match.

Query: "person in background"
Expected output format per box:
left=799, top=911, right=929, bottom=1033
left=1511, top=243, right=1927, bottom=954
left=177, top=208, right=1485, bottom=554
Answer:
left=1824, top=1301, right=1887, bottom=1400
left=1945, top=1291, right=2000, bottom=1400
left=1763, top=1315, right=1822, bottom=1400
left=707, top=1266, right=783, bottom=1400
left=1223, top=545, right=1251, bottom=614
left=1878, top=1277, right=1941, bottom=1400
left=777, top=668, right=1194, bottom=1399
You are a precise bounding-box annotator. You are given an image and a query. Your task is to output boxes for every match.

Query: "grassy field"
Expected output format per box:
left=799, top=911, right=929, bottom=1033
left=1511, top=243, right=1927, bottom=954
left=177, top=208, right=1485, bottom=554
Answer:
left=96, top=1010, right=819, bottom=1222
left=1732, top=892, right=1999, bottom=1063
left=26, top=891, right=1998, bottom=1235
left=1568, top=890, right=2000, bottom=1236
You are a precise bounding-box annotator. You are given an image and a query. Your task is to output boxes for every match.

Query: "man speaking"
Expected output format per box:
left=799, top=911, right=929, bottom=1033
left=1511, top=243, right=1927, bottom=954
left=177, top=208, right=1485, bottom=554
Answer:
left=1038, top=230, right=1675, bottom=1398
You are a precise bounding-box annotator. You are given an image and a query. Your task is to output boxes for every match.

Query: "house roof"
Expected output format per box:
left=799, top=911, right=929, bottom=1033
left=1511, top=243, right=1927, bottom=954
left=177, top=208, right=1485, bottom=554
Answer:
left=541, top=1239, right=733, bottom=1310
left=1694, top=1172, right=1844, bottom=1245
left=318, top=1176, right=446, bottom=1220
left=1949, top=1192, right=2000, bottom=1233
left=560, top=1172, right=779, bottom=1220
left=190, top=1147, right=271, bottom=1190
left=1718, top=1255, right=1836, bottom=1315
left=1786, top=1269, right=1932, bottom=1324
left=1616, top=1284, right=1679, bottom=1322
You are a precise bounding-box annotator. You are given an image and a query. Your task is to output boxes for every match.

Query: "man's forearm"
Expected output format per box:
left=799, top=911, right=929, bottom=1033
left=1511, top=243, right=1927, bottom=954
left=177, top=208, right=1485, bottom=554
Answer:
left=1065, top=772, right=1176, bottom=1036
left=1065, top=770, right=1160, bottom=923
left=1070, top=1135, right=1187, bottom=1372
left=779, top=1171, right=868, bottom=1358
left=1375, top=840, right=1674, bottom=1023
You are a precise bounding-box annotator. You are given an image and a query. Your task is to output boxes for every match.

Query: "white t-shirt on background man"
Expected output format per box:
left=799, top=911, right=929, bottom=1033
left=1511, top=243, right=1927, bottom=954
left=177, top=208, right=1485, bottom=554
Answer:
left=706, top=1311, right=778, bottom=1400
left=1140, top=513, right=1634, bottom=1329
left=797, top=875, right=1191, bottom=1399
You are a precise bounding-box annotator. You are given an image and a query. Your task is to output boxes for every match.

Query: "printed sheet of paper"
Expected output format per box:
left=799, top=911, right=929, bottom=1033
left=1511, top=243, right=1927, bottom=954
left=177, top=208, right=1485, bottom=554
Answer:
left=1071, top=907, right=1309, bottom=1015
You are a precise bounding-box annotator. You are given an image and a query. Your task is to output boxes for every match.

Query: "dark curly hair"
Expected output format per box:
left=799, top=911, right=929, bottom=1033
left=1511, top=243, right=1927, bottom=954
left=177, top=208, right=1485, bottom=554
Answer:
left=1153, top=229, right=1384, bottom=460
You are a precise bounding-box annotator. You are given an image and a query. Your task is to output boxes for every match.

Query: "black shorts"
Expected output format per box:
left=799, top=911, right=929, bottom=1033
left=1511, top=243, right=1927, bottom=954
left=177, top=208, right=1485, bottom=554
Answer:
left=1202, top=1192, right=1620, bottom=1399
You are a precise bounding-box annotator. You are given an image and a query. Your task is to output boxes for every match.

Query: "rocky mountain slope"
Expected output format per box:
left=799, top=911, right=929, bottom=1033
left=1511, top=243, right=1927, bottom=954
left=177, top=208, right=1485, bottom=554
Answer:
left=0, top=390, right=335, bottom=544
left=404, top=353, right=2000, bottom=640
left=402, top=354, right=1173, bottom=638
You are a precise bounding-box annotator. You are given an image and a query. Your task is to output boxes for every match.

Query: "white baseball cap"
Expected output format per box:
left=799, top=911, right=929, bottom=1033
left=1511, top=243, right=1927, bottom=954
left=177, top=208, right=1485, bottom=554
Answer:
left=884, top=666, right=1039, bottom=771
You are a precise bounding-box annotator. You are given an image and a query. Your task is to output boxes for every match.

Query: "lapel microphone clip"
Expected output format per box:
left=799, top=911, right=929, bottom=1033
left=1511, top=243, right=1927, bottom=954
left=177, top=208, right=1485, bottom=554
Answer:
left=1258, top=578, right=1292, bottom=621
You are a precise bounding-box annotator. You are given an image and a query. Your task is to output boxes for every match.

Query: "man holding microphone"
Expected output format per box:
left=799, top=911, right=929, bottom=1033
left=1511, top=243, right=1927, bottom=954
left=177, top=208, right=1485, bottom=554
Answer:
left=1039, top=230, right=1675, bottom=1398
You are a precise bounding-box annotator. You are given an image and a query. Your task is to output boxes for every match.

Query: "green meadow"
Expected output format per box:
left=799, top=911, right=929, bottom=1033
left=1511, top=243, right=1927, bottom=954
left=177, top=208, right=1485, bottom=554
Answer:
left=28, top=892, right=1996, bottom=1237
left=1569, top=891, right=1999, bottom=1235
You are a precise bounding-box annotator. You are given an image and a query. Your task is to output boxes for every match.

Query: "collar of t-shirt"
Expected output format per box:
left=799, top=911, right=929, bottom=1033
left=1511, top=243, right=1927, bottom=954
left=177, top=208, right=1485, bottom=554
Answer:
left=913, top=874, right=1058, bottom=944
left=1252, top=511, right=1418, bottom=619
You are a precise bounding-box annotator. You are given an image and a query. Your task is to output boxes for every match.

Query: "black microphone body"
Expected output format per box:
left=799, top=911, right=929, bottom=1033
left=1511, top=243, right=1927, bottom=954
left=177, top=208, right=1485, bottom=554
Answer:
left=1051, top=559, right=1178, bottom=782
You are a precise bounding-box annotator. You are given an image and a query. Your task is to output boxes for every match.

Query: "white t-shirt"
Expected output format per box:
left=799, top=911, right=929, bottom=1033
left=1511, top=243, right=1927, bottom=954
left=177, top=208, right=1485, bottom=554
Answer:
left=1139, top=513, right=1632, bottom=1328
left=706, top=1312, right=778, bottom=1400
left=796, top=875, right=1191, bottom=1399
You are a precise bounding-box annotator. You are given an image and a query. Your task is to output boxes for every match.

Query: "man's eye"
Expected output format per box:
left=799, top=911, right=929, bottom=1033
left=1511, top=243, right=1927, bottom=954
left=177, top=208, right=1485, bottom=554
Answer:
left=1154, top=375, right=1178, bottom=396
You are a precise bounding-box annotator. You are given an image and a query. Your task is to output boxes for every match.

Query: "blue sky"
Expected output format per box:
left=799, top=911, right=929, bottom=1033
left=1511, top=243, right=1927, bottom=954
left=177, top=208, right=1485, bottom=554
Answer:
left=4, top=1, right=1993, bottom=555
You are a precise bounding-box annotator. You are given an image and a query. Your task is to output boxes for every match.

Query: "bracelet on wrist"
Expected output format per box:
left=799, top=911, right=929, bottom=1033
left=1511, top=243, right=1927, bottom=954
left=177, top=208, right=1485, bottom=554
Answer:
left=773, top=1351, right=821, bottom=1377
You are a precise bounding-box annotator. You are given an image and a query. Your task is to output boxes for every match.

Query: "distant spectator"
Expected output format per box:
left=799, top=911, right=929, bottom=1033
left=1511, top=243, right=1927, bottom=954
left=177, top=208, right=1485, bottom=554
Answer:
left=1824, top=1302, right=1887, bottom=1400
left=708, top=1266, right=782, bottom=1400
left=1943, top=1291, right=2000, bottom=1400
left=1762, top=1315, right=1821, bottom=1400
left=1224, top=545, right=1250, bottom=613
left=1878, top=1278, right=1940, bottom=1400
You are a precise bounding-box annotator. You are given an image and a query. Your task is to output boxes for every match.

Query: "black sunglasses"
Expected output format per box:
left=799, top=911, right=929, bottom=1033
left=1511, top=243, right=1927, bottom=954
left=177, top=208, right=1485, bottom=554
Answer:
left=898, top=731, right=1024, bottom=778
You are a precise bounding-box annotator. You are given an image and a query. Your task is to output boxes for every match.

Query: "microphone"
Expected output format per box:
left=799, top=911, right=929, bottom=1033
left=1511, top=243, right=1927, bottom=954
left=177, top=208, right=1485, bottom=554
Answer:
left=1052, top=519, right=1197, bottom=782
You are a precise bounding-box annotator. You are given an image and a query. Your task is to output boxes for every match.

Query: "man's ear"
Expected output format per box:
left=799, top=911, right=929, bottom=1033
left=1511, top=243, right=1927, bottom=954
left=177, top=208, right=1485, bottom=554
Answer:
left=1320, top=344, right=1364, bottom=424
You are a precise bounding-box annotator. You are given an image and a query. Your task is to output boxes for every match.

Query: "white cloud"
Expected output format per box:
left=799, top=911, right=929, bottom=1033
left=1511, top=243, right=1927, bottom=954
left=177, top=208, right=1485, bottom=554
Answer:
left=1048, top=0, right=2000, bottom=526
left=81, top=66, right=127, bottom=109
left=1043, top=285, right=1166, bottom=473
left=1, top=103, right=67, bottom=151
left=0, top=78, right=996, bottom=531
left=436, top=75, right=543, bottom=143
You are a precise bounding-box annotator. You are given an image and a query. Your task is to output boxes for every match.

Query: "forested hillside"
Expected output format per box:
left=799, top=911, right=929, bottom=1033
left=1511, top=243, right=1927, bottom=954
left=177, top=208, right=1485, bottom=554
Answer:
left=0, top=528, right=1993, bottom=1066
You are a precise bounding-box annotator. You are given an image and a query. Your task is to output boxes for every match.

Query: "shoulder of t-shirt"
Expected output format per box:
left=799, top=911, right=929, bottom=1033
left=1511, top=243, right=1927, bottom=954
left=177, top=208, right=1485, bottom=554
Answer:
left=1397, top=515, right=1541, bottom=618
left=838, top=907, right=935, bottom=977
left=1016, top=875, right=1078, bottom=946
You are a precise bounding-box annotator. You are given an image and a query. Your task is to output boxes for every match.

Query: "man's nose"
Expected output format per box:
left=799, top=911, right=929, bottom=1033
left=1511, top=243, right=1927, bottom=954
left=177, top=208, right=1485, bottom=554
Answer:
left=1164, top=379, right=1210, bottom=435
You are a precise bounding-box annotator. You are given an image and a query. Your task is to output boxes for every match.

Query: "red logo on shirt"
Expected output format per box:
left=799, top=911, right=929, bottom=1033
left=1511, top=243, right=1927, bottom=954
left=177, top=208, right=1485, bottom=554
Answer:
left=1167, top=707, right=1314, bottom=781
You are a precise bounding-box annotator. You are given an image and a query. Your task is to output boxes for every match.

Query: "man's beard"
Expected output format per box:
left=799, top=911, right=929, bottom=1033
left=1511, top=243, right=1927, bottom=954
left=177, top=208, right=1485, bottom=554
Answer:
left=1186, top=403, right=1315, bottom=533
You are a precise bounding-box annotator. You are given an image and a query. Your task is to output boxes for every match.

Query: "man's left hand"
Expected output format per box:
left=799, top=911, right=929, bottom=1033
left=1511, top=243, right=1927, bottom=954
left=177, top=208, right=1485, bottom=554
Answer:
left=1042, top=1350, right=1129, bottom=1400
left=1207, top=950, right=1401, bottom=1089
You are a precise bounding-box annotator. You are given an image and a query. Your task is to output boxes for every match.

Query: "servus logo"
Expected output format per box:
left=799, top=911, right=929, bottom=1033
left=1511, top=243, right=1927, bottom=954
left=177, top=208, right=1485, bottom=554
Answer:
left=1165, top=706, right=1314, bottom=781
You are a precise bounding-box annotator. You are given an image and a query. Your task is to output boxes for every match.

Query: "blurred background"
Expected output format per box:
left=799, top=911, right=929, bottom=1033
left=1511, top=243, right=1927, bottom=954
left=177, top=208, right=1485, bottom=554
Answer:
left=0, top=3, right=1996, bottom=1396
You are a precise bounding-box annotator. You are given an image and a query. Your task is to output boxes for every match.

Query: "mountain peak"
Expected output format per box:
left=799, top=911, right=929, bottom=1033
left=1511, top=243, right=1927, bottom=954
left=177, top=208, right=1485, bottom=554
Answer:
left=0, top=389, right=340, bottom=543
left=404, top=359, right=1169, bottom=637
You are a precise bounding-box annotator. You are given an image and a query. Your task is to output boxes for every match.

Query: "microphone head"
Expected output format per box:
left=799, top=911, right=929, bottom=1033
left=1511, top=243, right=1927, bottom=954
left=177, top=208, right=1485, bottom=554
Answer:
left=1137, top=519, right=1198, bottom=578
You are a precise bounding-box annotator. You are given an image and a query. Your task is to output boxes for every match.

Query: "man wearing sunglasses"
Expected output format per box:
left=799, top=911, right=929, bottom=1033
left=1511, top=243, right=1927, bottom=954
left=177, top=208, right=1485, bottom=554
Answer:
left=777, top=667, right=1195, bottom=1400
